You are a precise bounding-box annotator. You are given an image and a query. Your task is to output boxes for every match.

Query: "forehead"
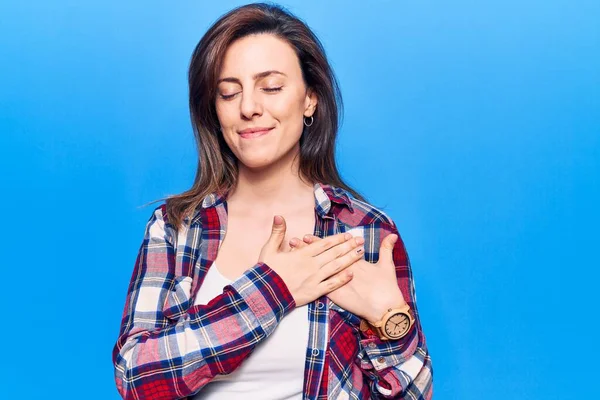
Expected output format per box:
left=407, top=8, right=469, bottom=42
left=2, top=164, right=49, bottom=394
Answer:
left=219, top=34, right=302, bottom=79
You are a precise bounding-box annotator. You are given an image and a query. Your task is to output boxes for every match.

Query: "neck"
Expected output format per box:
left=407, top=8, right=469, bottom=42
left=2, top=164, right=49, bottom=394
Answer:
left=228, top=145, right=315, bottom=212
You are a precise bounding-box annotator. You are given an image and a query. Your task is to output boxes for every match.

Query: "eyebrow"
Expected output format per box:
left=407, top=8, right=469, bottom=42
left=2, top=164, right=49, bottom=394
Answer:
left=217, top=70, right=287, bottom=85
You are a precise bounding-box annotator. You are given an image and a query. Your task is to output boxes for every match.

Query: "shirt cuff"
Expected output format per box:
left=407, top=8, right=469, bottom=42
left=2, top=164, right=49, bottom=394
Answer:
left=229, top=262, right=296, bottom=336
left=358, top=324, right=419, bottom=372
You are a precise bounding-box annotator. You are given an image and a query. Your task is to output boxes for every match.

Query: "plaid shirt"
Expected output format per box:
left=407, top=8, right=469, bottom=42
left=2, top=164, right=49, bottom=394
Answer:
left=113, top=183, right=433, bottom=399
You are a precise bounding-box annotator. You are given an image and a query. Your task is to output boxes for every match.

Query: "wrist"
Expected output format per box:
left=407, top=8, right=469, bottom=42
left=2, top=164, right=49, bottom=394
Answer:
left=367, top=298, right=407, bottom=324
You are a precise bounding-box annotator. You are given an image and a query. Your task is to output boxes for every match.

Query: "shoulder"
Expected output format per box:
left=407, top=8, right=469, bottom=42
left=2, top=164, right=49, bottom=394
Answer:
left=143, top=203, right=177, bottom=243
left=349, top=197, right=396, bottom=227
left=332, top=186, right=397, bottom=231
left=147, top=203, right=170, bottom=226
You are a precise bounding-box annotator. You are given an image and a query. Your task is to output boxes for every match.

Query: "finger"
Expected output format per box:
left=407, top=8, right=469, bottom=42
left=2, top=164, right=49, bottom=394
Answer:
left=289, top=237, right=309, bottom=251
left=264, top=215, right=287, bottom=253
left=315, top=234, right=364, bottom=266
left=317, top=269, right=354, bottom=296
left=317, top=243, right=364, bottom=281
left=305, top=232, right=352, bottom=257
left=378, top=233, right=398, bottom=265
left=302, top=234, right=320, bottom=244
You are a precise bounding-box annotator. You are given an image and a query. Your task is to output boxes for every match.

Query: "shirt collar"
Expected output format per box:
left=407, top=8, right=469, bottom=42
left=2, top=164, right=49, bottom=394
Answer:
left=313, top=182, right=354, bottom=216
left=195, top=181, right=353, bottom=218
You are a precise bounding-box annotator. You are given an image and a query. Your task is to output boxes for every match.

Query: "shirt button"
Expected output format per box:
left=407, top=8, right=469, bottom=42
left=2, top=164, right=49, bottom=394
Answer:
left=312, top=349, right=320, bottom=356
left=368, top=342, right=377, bottom=349
left=316, top=301, right=324, bottom=309
left=377, top=356, right=385, bottom=364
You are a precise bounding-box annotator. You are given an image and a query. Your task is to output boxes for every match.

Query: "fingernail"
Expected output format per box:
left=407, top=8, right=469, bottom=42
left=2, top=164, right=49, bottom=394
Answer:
left=290, top=238, right=298, bottom=246
left=355, top=237, right=364, bottom=245
left=356, top=247, right=364, bottom=254
left=344, top=233, right=352, bottom=240
left=273, top=215, right=283, bottom=225
left=303, top=234, right=311, bottom=241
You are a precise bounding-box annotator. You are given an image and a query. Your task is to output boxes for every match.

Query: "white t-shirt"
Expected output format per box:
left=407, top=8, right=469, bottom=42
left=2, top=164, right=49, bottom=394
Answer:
left=192, top=262, right=309, bottom=399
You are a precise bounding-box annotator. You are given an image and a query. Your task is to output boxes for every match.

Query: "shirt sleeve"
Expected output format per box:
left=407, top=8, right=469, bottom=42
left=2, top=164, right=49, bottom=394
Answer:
left=355, top=221, right=433, bottom=399
left=112, top=206, right=296, bottom=400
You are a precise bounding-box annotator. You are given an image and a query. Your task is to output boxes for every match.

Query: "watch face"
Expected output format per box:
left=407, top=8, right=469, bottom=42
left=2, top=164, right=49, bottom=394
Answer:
left=384, top=312, right=410, bottom=339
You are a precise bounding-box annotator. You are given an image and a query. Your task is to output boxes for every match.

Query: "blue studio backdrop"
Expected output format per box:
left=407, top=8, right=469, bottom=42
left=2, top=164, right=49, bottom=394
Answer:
left=1, top=1, right=598, bottom=399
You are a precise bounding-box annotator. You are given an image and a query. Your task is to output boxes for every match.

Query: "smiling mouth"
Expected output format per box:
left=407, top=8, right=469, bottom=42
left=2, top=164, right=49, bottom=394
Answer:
left=238, top=127, right=274, bottom=139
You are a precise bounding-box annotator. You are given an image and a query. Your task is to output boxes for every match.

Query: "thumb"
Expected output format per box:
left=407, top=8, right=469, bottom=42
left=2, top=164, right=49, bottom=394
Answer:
left=378, top=233, right=398, bottom=265
left=264, top=215, right=287, bottom=252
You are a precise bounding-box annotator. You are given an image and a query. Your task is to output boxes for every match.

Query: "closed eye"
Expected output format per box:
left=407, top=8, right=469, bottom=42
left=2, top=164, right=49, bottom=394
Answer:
left=263, top=87, right=283, bottom=93
left=219, top=87, right=281, bottom=100
left=219, top=92, right=240, bottom=100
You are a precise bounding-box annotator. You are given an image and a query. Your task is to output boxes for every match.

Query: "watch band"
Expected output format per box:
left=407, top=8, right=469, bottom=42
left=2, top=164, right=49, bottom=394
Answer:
left=360, top=304, right=414, bottom=341
left=359, top=318, right=377, bottom=337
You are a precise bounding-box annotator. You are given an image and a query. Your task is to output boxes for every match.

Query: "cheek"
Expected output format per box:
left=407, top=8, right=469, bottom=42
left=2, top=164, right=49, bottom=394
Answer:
left=268, top=90, right=306, bottom=120
left=215, top=102, right=235, bottom=128
left=221, top=129, right=240, bottom=155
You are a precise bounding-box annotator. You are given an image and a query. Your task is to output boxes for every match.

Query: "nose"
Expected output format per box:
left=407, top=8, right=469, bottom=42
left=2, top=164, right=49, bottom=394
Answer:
left=239, top=89, right=263, bottom=120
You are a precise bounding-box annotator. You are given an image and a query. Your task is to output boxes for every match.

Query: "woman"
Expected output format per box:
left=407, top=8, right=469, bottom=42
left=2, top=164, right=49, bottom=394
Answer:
left=113, top=3, right=432, bottom=399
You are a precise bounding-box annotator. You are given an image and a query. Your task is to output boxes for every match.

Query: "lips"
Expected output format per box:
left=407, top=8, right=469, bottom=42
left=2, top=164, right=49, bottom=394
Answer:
left=238, top=127, right=274, bottom=139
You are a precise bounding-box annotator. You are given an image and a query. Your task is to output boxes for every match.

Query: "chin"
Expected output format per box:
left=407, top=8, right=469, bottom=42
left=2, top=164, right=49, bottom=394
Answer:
left=237, top=155, right=277, bottom=170
left=234, top=143, right=300, bottom=171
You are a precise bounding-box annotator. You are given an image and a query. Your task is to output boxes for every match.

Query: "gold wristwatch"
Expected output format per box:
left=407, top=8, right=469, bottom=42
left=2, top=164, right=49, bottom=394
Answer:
left=360, top=303, right=414, bottom=340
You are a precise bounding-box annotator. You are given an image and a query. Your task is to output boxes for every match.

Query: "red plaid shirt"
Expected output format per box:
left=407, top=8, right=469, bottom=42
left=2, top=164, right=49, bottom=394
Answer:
left=113, top=183, right=433, bottom=399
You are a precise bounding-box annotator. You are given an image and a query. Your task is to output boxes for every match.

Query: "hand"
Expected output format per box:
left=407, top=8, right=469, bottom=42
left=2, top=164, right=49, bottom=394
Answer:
left=258, top=216, right=365, bottom=307
left=290, top=233, right=406, bottom=322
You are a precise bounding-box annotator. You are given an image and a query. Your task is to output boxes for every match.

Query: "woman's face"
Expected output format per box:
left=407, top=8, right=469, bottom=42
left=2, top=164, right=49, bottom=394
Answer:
left=215, top=34, right=317, bottom=170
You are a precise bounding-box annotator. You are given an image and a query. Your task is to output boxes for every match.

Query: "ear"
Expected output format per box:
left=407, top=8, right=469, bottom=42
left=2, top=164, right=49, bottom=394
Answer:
left=303, top=88, right=318, bottom=117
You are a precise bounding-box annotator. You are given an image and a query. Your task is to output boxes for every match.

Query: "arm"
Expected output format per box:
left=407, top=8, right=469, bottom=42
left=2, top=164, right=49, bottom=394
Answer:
left=355, top=222, right=433, bottom=399
left=112, top=206, right=295, bottom=400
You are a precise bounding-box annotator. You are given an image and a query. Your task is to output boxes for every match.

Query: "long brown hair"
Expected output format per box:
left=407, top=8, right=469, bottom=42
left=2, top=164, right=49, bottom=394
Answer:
left=166, top=2, right=365, bottom=229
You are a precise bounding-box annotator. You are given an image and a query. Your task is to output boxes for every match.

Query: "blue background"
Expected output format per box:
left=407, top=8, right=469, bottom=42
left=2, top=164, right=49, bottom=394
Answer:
left=1, top=0, right=598, bottom=398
